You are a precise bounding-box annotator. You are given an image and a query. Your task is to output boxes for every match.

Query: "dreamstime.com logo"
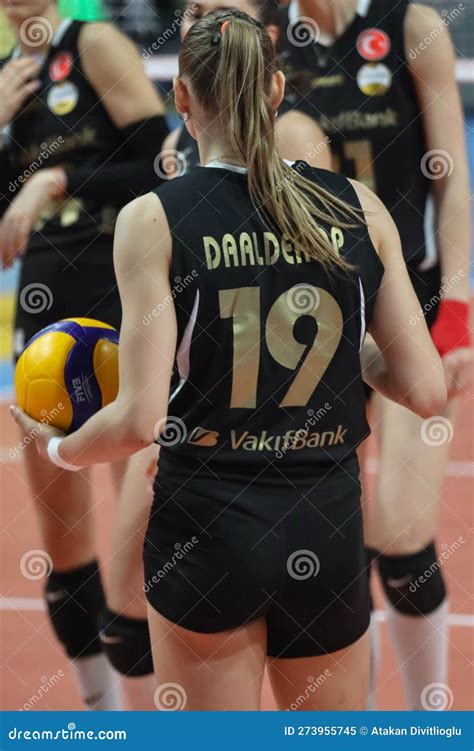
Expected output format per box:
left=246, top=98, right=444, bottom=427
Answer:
left=20, top=550, right=53, bottom=581
left=154, top=683, right=187, bottom=711
left=287, top=550, right=320, bottom=580
left=9, top=404, right=65, bottom=460
left=286, top=670, right=332, bottom=711
left=143, top=538, right=199, bottom=593
left=421, top=683, right=454, bottom=711
left=420, top=417, right=454, bottom=446
left=20, top=671, right=65, bottom=711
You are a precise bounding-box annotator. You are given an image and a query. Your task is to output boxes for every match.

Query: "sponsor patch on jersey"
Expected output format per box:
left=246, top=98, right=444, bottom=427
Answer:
left=47, top=81, right=79, bottom=116
left=357, top=28, right=391, bottom=61
left=49, top=52, right=73, bottom=82
left=357, top=63, right=392, bottom=97
left=188, top=427, right=220, bottom=447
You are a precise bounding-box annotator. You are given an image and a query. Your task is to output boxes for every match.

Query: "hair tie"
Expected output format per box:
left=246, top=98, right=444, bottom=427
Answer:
left=212, top=19, right=230, bottom=45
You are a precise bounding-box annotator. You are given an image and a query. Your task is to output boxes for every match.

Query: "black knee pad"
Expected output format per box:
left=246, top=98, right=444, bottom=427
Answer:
left=45, top=560, right=105, bottom=658
left=98, top=606, right=153, bottom=677
left=377, top=542, right=447, bottom=616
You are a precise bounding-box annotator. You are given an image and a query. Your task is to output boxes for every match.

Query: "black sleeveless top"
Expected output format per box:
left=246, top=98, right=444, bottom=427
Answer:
left=154, top=162, right=384, bottom=476
left=0, top=19, right=122, bottom=252
left=278, top=0, right=435, bottom=270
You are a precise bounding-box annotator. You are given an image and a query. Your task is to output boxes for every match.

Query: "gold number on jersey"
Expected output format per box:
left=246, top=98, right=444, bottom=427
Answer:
left=334, top=139, right=377, bottom=191
left=219, top=287, right=261, bottom=409
left=219, top=285, right=343, bottom=409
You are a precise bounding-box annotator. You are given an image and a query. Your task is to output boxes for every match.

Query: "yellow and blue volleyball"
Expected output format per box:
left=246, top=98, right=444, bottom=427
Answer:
left=14, top=318, right=119, bottom=432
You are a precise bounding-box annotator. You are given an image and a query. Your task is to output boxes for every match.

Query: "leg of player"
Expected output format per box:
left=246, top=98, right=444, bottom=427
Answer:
left=21, top=440, right=122, bottom=711
left=267, top=632, right=370, bottom=711
left=358, top=440, right=380, bottom=711
left=147, top=607, right=267, bottom=711
left=366, top=394, right=456, bottom=710
left=100, top=446, right=159, bottom=710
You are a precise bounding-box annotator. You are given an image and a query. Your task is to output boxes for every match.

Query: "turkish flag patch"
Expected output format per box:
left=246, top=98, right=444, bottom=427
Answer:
left=357, top=29, right=391, bottom=62
left=49, top=52, right=73, bottom=82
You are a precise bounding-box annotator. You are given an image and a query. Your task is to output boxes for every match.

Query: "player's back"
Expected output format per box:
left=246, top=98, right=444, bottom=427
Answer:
left=154, top=161, right=384, bottom=479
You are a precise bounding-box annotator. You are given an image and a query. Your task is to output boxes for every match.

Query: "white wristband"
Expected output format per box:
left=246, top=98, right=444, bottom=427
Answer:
left=47, top=437, right=84, bottom=472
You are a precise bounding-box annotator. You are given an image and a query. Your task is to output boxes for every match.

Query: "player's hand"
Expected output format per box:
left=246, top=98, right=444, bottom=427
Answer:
left=9, top=405, right=66, bottom=462
left=442, top=347, right=474, bottom=399
left=0, top=58, right=41, bottom=127
left=0, top=168, right=67, bottom=267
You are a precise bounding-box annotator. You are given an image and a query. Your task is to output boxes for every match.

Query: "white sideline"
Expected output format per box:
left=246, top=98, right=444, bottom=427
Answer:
left=0, top=597, right=473, bottom=626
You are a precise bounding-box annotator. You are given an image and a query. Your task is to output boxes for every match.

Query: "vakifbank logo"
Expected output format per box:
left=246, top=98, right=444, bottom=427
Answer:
left=187, top=427, right=220, bottom=447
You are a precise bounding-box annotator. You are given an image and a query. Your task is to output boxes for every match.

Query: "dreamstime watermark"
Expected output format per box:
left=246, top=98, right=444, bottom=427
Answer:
left=286, top=670, right=332, bottom=711
left=8, top=725, right=127, bottom=741
left=19, top=283, right=53, bottom=314
left=408, top=3, right=465, bottom=59
left=287, top=284, right=320, bottom=315
left=20, top=16, right=53, bottom=47
left=287, top=16, right=320, bottom=47
left=409, top=536, right=465, bottom=593
left=9, top=404, right=65, bottom=460
left=9, top=138, right=64, bottom=193
left=143, top=271, right=198, bottom=326
left=420, top=416, right=454, bottom=446
left=275, top=404, right=332, bottom=459
left=154, top=682, right=187, bottom=711
left=421, top=682, right=454, bottom=711
left=287, top=550, right=320, bottom=580
left=276, top=140, right=331, bottom=191
left=20, top=550, right=53, bottom=581
left=154, top=149, right=189, bottom=180
left=154, top=416, right=187, bottom=447
left=144, top=538, right=199, bottom=593
left=421, top=149, right=454, bottom=180
left=409, top=271, right=465, bottom=326
left=20, top=670, right=65, bottom=711
left=143, top=4, right=198, bottom=58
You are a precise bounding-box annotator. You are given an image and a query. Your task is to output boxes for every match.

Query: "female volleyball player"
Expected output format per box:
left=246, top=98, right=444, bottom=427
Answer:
left=160, top=0, right=332, bottom=175
left=12, top=10, right=447, bottom=710
left=274, top=0, right=472, bottom=708
left=1, top=0, right=167, bottom=709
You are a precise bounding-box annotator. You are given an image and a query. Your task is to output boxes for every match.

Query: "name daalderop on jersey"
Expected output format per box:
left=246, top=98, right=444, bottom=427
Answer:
left=203, top=228, right=346, bottom=271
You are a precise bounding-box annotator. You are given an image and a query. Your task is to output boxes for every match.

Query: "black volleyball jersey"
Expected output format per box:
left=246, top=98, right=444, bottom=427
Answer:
left=0, top=19, right=122, bottom=252
left=155, top=162, right=384, bottom=475
left=278, top=0, right=435, bottom=270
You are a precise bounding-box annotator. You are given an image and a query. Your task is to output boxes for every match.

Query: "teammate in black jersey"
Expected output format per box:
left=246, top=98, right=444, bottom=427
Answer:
left=274, top=0, right=472, bottom=709
left=0, top=0, right=168, bottom=710
left=160, top=0, right=332, bottom=176
left=13, top=9, right=446, bottom=711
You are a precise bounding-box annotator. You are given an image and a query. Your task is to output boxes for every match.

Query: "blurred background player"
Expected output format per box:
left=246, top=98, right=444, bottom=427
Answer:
left=0, top=0, right=168, bottom=709
left=274, top=0, right=472, bottom=708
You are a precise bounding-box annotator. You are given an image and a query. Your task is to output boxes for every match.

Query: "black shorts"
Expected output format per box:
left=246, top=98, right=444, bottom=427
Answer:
left=13, top=237, right=121, bottom=360
left=143, top=456, right=370, bottom=659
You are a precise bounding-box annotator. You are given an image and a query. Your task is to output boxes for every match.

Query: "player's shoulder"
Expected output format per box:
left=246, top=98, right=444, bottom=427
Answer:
left=77, top=21, right=137, bottom=57
left=298, top=164, right=362, bottom=205
left=154, top=166, right=213, bottom=199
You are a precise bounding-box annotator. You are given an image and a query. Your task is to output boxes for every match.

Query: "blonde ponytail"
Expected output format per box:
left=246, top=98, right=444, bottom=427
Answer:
left=180, top=10, right=360, bottom=271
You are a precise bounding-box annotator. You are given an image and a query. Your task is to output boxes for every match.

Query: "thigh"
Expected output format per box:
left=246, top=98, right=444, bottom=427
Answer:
left=366, top=395, right=457, bottom=553
left=268, top=630, right=370, bottom=711
left=147, top=605, right=267, bottom=711
left=21, top=437, right=94, bottom=570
